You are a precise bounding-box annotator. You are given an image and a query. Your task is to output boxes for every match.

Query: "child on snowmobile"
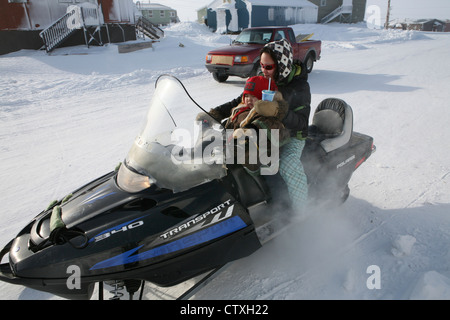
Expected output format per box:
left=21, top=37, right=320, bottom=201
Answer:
left=198, top=75, right=290, bottom=174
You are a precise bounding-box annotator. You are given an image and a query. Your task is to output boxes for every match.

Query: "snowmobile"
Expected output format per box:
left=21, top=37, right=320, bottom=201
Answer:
left=0, top=75, right=375, bottom=300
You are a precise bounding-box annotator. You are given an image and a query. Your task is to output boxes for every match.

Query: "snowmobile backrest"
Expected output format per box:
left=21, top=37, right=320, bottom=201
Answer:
left=229, top=166, right=271, bottom=208
left=312, top=98, right=353, bottom=153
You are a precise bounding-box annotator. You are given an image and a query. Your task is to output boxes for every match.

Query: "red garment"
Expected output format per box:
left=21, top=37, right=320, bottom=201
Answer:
left=231, top=106, right=251, bottom=121
left=243, top=76, right=277, bottom=100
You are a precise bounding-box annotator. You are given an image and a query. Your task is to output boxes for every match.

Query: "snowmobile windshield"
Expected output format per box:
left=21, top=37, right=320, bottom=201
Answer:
left=117, top=75, right=227, bottom=193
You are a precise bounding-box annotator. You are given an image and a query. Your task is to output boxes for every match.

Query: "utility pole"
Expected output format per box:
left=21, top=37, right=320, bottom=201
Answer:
left=385, top=0, right=391, bottom=29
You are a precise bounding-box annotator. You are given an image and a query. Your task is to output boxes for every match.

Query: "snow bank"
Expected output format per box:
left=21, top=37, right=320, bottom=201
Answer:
left=409, top=271, right=450, bottom=300
left=291, top=22, right=431, bottom=51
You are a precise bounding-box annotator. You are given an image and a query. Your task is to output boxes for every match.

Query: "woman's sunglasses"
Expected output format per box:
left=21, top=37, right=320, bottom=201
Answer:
left=260, top=63, right=276, bottom=70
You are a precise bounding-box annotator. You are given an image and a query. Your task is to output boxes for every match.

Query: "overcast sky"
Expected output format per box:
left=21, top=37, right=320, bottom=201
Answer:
left=135, top=0, right=450, bottom=22
left=367, top=0, right=450, bottom=21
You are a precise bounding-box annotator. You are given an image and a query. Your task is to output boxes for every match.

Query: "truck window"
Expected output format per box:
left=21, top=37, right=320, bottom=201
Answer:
left=235, top=29, right=281, bottom=44
left=262, top=32, right=272, bottom=42
left=287, top=29, right=296, bottom=43
left=255, top=31, right=274, bottom=43
left=274, top=30, right=286, bottom=41
left=235, top=29, right=275, bottom=44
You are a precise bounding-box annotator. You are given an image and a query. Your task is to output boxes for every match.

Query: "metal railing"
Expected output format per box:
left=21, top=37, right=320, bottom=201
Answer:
left=321, top=5, right=353, bottom=24
left=39, top=9, right=79, bottom=53
left=136, top=16, right=164, bottom=40
left=39, top=5, right=102, bottom=53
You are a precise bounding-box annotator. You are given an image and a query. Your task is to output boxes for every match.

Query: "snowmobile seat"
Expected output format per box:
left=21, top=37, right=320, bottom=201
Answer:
left=228, top=166, right=271, bottom=209
left=311, top=98, right=353, bottom=153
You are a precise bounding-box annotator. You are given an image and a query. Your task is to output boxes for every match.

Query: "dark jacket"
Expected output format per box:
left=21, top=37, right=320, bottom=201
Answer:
left=210, top=61, right=311, bottom=140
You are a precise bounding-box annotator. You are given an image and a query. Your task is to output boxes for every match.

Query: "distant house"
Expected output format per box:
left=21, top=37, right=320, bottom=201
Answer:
left=407, top=19, right=447, bottom=32
left=388, top=19, right=448, bottom=32
left=200, top=0, right=368, bottom=33
left=0, top=0, right=139, bottom=55
left=308, top=0, right=367, bottom=24
left=203, top=0, right=318, bottom=33
left=135, top=2, right=179, bottom=26
left=197, top=5, right=209, bottom=24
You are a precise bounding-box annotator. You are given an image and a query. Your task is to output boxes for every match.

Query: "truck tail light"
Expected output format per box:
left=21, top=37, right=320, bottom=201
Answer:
left=206, top=54, right=212, bottom=63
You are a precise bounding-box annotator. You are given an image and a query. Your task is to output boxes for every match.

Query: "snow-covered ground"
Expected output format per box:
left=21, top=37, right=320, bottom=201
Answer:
left=1, top=22, right=450, bottom=300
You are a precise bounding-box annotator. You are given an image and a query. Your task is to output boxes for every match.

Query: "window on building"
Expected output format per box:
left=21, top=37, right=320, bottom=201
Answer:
left=170, top=11, right=175, bottom=18
left=285, top=7, right=294, bottom=21
left=320, top=0, right=327, bottom=6
left=268, top=8, right=274, bottom=21
left=160, top=10, right=165, bottom=18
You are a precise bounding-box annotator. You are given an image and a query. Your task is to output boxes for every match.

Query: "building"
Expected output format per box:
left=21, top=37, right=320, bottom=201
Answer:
left=0, top=0, right=139, bottom=55
left=135, top=1, right=179, bottom=26
left=200, top=0, right=368, bottom=33
left=203, top=0, right=318, bottom=33
left=197, top=5, right=209, bottom=24
left=308, top=0, right=367, bottom=24
left=387, top=19, right=449, bottom=32
left=406, top=19, right=447, bottom=32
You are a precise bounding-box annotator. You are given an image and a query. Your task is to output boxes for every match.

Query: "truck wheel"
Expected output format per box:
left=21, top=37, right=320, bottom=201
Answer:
left=212, top=72, right=228, bottom=82
left=304, top=53, right=314, bottom=73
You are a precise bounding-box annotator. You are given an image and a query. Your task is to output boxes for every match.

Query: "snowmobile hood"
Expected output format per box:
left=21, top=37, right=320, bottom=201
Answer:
left=23, top=172, right=142, bottom=250
left=59, top=173, right=137, bottom=229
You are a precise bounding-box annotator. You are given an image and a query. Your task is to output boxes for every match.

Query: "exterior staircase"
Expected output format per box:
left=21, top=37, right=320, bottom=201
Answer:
left=135, top=16, right=164, bottom=40
left=321, top=4, right=353, bottom=24
left=39, top=4, right=103, bottom=53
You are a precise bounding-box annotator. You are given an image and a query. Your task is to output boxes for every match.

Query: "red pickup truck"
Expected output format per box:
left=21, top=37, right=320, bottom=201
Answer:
left=205, top=26, right=321, bottom=82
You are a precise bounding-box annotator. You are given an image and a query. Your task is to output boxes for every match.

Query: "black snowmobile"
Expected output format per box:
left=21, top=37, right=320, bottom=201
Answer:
left=0, top=75, right=375, bottom=300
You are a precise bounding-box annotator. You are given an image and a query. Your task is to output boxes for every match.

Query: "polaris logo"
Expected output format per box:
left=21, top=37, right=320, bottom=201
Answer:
left=337, top=155, right=355, bottom=169
left=159, top=199, right=233, bottom=240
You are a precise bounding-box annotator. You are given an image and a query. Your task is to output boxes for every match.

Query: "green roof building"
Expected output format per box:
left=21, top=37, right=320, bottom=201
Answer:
left=135, top=1, right=179, bottom=26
